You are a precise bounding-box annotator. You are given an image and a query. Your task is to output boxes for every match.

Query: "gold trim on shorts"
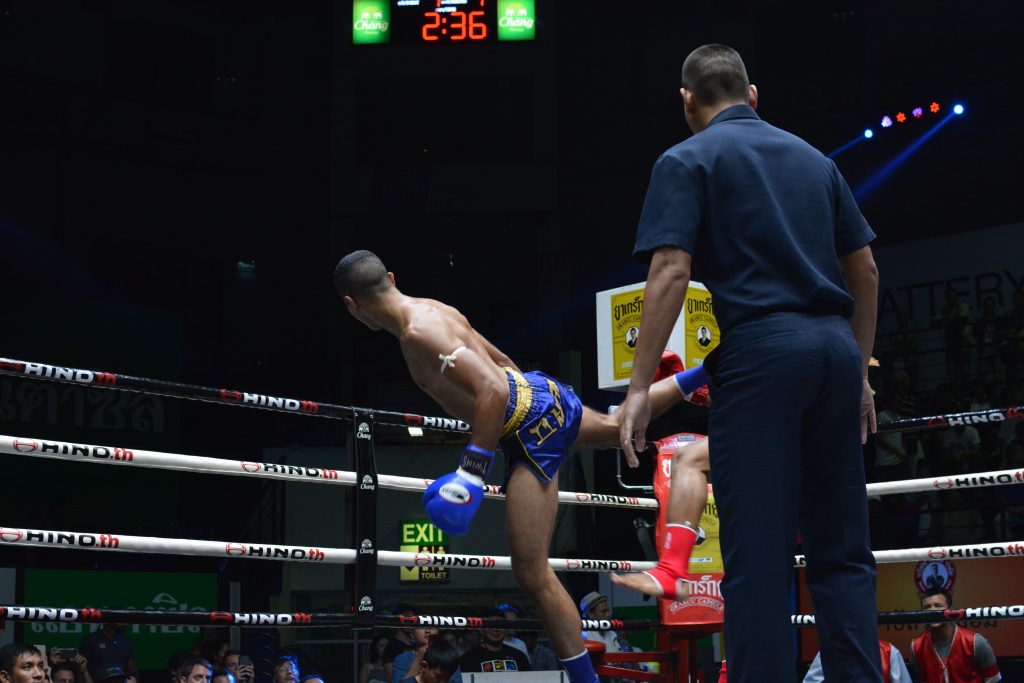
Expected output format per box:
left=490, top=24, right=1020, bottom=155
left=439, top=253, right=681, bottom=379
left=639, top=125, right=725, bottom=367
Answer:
left=501, top=367, right=533, bottom=438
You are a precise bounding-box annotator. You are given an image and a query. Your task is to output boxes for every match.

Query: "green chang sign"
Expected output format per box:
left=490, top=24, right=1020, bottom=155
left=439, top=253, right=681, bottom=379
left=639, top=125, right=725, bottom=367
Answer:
left=497, top=0, right=536, bottom=41
left=24, top=570, right=217, bottom=670
left=352, top=1, right=390, bottom=44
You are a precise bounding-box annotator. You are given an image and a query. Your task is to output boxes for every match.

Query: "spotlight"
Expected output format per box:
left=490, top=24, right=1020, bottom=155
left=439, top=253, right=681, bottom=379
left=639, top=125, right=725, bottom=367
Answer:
left=881, top=116, right=893, bottom=128
left=912, top=107, right=923, bottom=118
left=953, top=103, right=964, bottom=115
left=930, top=102, right=940, bottom=114
left=863, top=129, right=874, bottom=139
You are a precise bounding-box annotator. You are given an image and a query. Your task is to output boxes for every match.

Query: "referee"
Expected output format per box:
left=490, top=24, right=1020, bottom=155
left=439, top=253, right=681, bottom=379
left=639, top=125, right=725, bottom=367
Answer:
left=618, top=44, right=881, bottom=682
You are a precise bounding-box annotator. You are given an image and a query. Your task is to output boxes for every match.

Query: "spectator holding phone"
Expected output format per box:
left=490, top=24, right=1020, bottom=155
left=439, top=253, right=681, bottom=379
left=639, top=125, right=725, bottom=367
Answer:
left=222, top=652, right=252, bottom=683
left=48, top=649, right=94, bottom=683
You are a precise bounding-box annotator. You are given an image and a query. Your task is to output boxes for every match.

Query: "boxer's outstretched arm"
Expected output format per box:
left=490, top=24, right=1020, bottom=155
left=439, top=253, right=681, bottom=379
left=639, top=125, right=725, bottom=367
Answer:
left=619, top=247, right=691, bottom=462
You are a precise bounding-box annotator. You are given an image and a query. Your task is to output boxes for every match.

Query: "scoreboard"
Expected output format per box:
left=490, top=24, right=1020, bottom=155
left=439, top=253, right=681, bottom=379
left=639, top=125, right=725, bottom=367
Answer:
left=352, top=0, right=537, bottom=44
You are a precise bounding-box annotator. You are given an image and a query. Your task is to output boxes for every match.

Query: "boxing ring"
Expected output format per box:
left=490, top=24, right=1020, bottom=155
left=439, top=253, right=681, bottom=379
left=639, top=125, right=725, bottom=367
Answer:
left=2, top=357, right=1024, bottom=681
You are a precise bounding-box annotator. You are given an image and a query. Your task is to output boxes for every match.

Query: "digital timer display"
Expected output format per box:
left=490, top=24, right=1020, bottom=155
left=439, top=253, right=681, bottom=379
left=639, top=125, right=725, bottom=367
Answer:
left=352, top=0, right=536, bottom=45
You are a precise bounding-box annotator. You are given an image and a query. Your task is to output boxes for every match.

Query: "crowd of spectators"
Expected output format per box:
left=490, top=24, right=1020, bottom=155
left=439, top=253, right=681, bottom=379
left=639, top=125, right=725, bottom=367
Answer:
left=868, top=291, right=1024, bottom=549
left=360, top=600, right=621, bottom=682
left=16, top=624, right=320, bottom=683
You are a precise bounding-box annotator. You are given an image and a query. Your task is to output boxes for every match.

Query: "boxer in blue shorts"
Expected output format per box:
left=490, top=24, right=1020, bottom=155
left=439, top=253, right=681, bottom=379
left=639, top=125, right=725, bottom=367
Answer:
left=498, top=367, right=584, bottom=490
left=334, top=250, right=702, bottom=683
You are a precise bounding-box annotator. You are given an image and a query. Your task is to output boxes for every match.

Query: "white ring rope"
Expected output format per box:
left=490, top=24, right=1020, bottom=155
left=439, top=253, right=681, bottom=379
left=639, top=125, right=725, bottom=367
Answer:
left=2, top=524, right=1020, bottom=571
left=0, top=525, right=654, bottom=573
left=0, top=434, right=657, bottom=510
left=5, top=434, right=1021, bottom=508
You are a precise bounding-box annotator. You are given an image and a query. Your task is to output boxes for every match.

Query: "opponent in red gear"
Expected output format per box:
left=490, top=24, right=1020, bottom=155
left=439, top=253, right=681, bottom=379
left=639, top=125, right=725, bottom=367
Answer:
left=613, top=354, right=711, bottom=601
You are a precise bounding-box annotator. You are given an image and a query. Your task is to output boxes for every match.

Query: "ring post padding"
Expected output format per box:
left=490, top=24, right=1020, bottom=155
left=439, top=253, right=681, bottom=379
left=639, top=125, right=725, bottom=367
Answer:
left=353, top=410, right=377, bottom=624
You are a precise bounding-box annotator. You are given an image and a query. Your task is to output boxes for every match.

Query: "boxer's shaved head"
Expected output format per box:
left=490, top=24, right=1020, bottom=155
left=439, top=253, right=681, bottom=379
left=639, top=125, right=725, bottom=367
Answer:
left=334, top=250, right=390, bottom=298
left=681, top=44, right=750, bottom=107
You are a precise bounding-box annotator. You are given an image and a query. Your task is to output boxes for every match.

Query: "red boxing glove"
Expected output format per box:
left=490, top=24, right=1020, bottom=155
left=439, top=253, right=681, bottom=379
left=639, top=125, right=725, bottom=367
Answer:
left=652, top=350, right=684, bottom=383
left=690, top=384, right=710, bottom=407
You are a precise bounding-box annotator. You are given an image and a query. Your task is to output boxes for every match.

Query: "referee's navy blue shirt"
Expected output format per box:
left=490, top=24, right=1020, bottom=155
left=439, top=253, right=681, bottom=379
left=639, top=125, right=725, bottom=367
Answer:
left=633, top=104, right=875, bottom=334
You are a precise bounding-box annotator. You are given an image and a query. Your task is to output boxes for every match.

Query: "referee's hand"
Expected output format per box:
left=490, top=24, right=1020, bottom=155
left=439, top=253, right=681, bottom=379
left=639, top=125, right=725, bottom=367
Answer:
left=618, top=388, right=651, bottom=467
left=861, top=378, right=877, bottom=444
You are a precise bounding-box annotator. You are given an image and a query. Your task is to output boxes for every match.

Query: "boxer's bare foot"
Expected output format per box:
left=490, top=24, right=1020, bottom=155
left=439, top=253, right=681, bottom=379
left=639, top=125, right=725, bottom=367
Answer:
left=610, top=568, right=691, bottom=601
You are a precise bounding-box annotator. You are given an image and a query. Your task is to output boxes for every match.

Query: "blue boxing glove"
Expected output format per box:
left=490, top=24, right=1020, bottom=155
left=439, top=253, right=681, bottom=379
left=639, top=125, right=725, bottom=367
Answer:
left=423, top=444, right=494, bottom=536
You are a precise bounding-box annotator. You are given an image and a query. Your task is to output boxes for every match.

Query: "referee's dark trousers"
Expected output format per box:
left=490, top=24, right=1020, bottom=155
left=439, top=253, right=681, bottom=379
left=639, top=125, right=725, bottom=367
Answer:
left=707, top=312, right=882, bottom=682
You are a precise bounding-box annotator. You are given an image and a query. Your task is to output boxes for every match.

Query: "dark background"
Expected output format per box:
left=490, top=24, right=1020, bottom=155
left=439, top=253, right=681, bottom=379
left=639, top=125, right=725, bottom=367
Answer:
left=1, top=0, right=1022, bottom=642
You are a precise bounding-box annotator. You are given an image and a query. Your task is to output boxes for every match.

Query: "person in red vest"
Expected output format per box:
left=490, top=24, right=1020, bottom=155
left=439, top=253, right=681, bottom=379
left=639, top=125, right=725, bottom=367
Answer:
left=910, top=588, right=1001, bottom=683
left=803, top=641, right=911, bottom=681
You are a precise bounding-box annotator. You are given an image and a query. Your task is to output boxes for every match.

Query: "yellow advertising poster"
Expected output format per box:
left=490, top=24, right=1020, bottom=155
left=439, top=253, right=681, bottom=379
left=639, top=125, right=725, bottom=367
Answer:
left=610, top=287, right=645, bottom=380
left=684, top=287, right=719, bottom=367
left=689, top=486, right=723, bottom=574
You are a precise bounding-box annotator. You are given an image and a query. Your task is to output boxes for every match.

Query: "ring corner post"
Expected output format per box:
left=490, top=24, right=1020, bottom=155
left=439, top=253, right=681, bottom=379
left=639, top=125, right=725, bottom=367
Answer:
left=352, top=410, right=378, bottom=627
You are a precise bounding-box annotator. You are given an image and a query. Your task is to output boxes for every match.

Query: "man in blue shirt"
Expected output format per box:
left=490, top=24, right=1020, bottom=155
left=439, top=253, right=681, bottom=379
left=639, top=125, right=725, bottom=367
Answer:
left=617, top=44, right=881, bottom=682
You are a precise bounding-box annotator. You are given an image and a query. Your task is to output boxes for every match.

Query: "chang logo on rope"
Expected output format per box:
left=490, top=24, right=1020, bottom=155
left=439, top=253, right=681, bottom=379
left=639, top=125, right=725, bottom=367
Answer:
left=359, top=539, right=374, bottom=555
left=357, top=422, right=371, bottom=440
left=360, top=475, right=375, bottom=490
left=358, top=596, right=374, bottom=612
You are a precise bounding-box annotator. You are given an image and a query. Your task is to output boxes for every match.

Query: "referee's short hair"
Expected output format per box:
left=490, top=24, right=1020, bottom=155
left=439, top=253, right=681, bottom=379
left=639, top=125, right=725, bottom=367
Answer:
left=681, top=44, right=750, bottom=107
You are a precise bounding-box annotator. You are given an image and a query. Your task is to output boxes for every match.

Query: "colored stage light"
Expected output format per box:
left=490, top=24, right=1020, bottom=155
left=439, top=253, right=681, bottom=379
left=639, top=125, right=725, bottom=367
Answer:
left=953, top=103, right=964, bottom=115
left=912, top=107, right=923, bottom=118
left=930, top=102, right=940, bottom=113
left=881, top=116, right=893, bottom=128
left=896, top=112, right=907, bottom=123
left=864, top=129, right=873, bottom=139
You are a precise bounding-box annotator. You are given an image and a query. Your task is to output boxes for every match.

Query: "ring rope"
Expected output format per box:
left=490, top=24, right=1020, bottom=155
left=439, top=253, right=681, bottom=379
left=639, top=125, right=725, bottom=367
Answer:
left=6, top=433, right=1020, bottom=506
left=0, top=606, right=652, bottom=630
left=875, top=404, right=1024, bottom=433
left=1, top=604, right=1021, bottom=629
left=0, top=525, right=654, bottom=573
left=0, top=357, right=470, bottom=434
left=0, top=434, right=657, bottom=510
left=4, top=357, right=1021, bottom=436
left=3, top=524, right=1021, bottom=570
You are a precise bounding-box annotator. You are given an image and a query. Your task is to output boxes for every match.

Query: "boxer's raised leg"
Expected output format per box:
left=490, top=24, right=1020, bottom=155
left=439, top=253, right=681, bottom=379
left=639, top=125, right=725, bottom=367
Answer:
left=505, top=467, right=598, bottom=683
